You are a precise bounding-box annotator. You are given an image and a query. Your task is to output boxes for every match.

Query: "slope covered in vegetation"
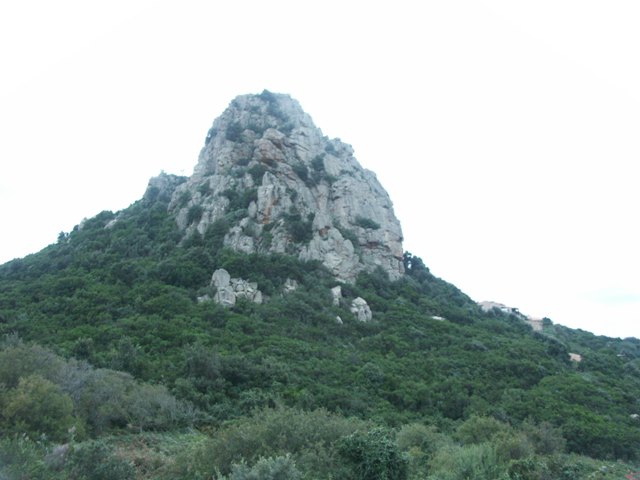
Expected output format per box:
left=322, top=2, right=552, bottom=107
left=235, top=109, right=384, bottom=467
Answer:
left=1, top=181, right=640, bottom=479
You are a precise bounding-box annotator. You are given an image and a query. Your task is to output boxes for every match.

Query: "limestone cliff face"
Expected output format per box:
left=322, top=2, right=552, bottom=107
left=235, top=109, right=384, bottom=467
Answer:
left=168, top=91, right=404, bottom=282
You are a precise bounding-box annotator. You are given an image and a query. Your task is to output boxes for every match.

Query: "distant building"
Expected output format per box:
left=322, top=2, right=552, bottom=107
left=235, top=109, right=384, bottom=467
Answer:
left=478, top=301, right=544, bottom=331
left=527, top=317, right=544, bottom=332
left=478, top=301, right=516, bottom=314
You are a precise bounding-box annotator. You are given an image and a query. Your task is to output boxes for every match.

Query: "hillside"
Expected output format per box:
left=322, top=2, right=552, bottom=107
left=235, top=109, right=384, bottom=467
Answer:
left=1, top=92, right=639, bottom=479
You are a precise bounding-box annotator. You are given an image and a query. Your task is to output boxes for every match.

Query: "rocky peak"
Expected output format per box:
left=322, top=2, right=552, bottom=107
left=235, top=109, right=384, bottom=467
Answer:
left=168, top=91, right=404, bottom=282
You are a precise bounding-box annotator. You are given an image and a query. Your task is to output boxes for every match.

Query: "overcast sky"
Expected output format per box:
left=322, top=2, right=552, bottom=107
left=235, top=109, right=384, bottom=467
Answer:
left=1, top=1, right=638, bottom=338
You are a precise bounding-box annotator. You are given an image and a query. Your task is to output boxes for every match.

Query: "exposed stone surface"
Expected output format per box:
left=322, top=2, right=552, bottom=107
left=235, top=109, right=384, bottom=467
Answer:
left=283, top=278, right=299, bottom=294
left=167, top=91, right=404, bottom=283
left=210, top=268, right=263, bottom=307
left=214, top=287, right=237, bottom=308
left=231, top=278, right=263, bottom=304
left=351, top=297, right=372, bottom=322
left=331, top=286, right=342, bottom=306
left=211, top=268, right=231, bottom=289
left=197, top=294, right=211, bottom=304
left=144, top=172, right=186, bottom=203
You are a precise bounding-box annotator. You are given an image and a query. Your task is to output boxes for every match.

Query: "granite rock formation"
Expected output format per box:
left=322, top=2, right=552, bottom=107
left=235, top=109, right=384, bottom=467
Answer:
left=166, top=91, right=404, bottom=283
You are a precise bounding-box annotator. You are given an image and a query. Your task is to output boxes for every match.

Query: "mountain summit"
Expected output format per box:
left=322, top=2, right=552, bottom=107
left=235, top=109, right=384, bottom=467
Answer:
left=163, top=91, right=404, bottom=282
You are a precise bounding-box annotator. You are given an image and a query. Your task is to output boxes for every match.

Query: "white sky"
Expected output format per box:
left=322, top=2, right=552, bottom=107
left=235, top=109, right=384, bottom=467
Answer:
left=1, top=1, right=638, bottom=338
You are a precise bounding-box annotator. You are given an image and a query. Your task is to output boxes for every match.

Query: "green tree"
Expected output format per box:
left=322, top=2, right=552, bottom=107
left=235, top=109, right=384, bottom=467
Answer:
left=2, top=374, right=76, bottom=441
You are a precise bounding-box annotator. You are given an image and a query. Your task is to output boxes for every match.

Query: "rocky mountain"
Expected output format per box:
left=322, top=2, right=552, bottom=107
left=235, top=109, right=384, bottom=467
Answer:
left=2, top=91, right=640, bottom=479
left=163, top=91, right=404, bottom=283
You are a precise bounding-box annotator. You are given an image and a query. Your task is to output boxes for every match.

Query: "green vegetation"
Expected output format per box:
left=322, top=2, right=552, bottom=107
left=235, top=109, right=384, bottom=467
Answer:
left=283, top=209, right=314, bottom=243
left=248, top=164, right=268, bottom=184
left=1, top=183, right=640, bottom=477
left=311, top=154, right=325, bottom=172
left=226, top=122, right=244, bottom=142
left=197, top=181, right=212, bottom=196
left=187, top=205, right=204, bottom=225
left=355, top=216, right=381, bottom=230
left=222, top=187, right=258, bottom=212
left=292, top=163, right=309, bottom=182
left=307, top=154, right=336, bottom=186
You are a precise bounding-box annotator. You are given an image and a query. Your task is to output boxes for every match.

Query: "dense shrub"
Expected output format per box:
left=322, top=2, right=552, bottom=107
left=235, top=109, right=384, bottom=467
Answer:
left=396, top=423, right=450, bottom=458
left=248, top=164, right=268, bottom=184
left=0, top=343, right=64, bottom=388
left=428, top=443, right=500, bottom=480
left=0, top=436, right=49, bottom=480
left=191, top=406, right=369, bottom=476
left=1, top=375, right=75, bottom=442
left=226, top=455, right=302, bottom=480
left=284, top=212, right=314, bottom=243
left=226, top=122, right=244, bottom=142
left=66, top=441, right=135, bottom=480
left=354, top=216, right=381, bottom=230
left=0, top=341, right=196, bottom=438
left=291, top=164, right=309, bottom=182
left=337, top=427, right=408, bottom=480
left=455, top=415, right=509, bottom=445
left=187, top=205, right=204, bottom=225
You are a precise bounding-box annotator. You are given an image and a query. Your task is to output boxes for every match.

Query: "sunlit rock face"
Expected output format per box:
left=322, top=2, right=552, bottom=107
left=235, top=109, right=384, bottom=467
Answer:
left=166, top=91, right=404, bottom=282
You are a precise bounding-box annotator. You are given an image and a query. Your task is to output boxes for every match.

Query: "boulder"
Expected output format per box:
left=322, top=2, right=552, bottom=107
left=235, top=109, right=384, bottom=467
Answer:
left=351, top=297, right=372, bottom=322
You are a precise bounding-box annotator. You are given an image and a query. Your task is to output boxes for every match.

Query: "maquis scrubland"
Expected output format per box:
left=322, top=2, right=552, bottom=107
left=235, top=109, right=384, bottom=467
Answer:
left=1, top=91, right=639, bottom=479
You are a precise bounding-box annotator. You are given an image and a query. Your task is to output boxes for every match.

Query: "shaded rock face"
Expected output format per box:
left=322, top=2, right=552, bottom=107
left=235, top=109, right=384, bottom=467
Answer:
left=168, top=91, right=404, bottom=282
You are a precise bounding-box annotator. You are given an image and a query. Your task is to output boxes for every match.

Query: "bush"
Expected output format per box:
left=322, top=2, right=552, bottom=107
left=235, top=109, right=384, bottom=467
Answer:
left=223, top=188, right=258, bottom=212
left=493, top=430, right=533, bottom=463
left=187, top=205, right=204, bottom=225
left=226, top=122, right=244, bottom=142
left=505, top=457, right=550, bottom=480
left=0, top=343, right=64, bottom=388
left=311, top=155, right=325, bottom=172
left=455, top=415, right=509, bottom=445
left=248, top=164, right=268, bottom=184
left=227, top=455, right=302, bottom=480
left=67, top=441, right=135, bottom=480
left=284, top=212, right=314, bottom=243
left=521, top=420, right=566, bottom=455
left=291, top=164, right=308, bottom=182
left=192, top=407, right=368, bottom=476
left=428, top=443, right=501, bottom=480
left=354, top=216, right=381, bottom=230
left=337, top=427, right=408, bottom=480
left=396, top=423, right=449, bottom=457
left=2, top=375, right=76, bottom=442
left=77, top=368, right=196, bottom=435
left=0, top=436, right=49, bottom=480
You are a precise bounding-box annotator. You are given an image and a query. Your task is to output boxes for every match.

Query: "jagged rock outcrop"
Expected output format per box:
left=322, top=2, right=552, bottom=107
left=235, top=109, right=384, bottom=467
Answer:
left=283, top=278, right=299, bottom=294
left=210, top=268, right=263, bottom=307
left=145, top=173, right=187, bottom=203
left=351, top=297, right=372, bottom=322
left=167, top=91, right=404, bottom=282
